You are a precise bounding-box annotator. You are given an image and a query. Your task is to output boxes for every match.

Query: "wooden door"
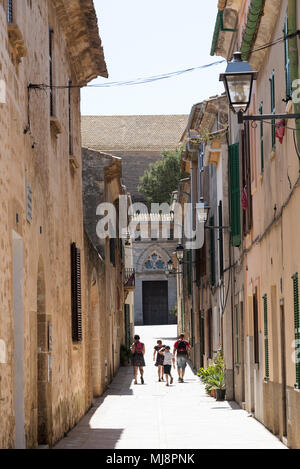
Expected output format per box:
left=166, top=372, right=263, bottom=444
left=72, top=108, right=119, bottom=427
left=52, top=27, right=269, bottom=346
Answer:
left=142, top=281, right=168, bottom=325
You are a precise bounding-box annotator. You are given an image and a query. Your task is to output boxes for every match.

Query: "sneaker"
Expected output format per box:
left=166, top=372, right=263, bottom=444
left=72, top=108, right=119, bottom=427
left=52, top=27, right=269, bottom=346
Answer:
left=170, top=376, right=173, bottom=385
left=141, top=376, right=144, bottom=384
left=181, top=378, right=184, bottom=383
left=158, top=378, right=161, bottom=382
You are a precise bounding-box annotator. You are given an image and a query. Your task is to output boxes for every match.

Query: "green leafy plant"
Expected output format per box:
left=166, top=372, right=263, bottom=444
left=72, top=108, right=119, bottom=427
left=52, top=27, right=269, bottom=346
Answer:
left=197, top=350, right=225, bottom=393
left=138, top=147, right=188, bottom=206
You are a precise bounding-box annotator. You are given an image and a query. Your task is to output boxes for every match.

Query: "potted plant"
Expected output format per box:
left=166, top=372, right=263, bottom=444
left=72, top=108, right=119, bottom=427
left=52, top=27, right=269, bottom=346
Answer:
left=208, top=371, right=226, bottom=401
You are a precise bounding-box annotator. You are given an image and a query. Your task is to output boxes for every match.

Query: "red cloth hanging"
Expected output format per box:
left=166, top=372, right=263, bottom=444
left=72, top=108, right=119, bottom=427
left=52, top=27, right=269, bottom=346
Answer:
left=242, top=186, right=247, bottom=211
left=275, top=119, right=286, bottom=144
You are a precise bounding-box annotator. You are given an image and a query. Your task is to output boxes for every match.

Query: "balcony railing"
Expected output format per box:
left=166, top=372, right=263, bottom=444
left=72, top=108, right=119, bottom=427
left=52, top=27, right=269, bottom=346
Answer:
left=124, top=268, right=135, bottom=289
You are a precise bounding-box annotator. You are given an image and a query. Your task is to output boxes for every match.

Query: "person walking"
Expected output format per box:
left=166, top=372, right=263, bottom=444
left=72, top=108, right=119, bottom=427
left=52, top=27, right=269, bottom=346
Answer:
left=173, top=333, right=191, bottom=383
left=130, top=334, right=145, bottom=385
left=153, top=339, right=165, bottom=382
left=158, top=346, right=175, bottom=386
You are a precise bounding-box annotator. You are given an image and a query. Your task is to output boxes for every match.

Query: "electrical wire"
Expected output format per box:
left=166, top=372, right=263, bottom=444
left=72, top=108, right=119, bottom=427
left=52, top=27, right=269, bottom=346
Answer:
left=29, top=60, right=226, bottom=90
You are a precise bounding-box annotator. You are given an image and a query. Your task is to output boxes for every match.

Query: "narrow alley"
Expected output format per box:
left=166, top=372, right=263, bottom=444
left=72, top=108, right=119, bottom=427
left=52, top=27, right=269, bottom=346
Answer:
left=54, top=325, right=285, bottom=450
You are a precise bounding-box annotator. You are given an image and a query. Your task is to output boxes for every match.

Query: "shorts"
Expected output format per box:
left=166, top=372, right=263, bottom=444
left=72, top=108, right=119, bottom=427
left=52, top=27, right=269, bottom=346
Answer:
left=163, top=364, right=172, bottom=375
left=177, top=355, right=187, bottom=370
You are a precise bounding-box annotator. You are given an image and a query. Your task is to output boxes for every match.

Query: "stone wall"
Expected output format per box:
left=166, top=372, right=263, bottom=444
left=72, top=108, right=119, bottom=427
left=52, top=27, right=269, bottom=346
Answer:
left=0, top=0, right=106, bottom=448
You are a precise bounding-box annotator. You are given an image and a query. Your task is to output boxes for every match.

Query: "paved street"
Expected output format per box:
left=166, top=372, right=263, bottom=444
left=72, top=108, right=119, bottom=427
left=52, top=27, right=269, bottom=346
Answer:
left=54, top=325, right=286, bottom=449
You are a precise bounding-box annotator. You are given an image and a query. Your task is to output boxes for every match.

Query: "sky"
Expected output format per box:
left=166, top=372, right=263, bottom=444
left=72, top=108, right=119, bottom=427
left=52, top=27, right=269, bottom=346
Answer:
left=81, top=0, right=226, bottom=116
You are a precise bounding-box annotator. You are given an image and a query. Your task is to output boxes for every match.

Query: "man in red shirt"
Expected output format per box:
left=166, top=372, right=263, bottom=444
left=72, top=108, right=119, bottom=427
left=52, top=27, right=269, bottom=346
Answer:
left=173, top=333, right=191, bottom=383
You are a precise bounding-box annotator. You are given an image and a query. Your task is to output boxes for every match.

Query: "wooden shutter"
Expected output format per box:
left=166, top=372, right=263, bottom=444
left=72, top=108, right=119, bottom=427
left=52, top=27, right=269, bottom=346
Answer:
left=235, top=305, right=239, bottom=364
left=263, top=294, right=270, bottom=381
left=209, top=216, right=216, bottom=286
left=242, top=123, right=253, bottom=235
left=284, top=12, right=292, bottom=100
left=186, top=250, right=192, bottom=296
left=71, top=243, right=82, bottom=342
left=253, top=291, right=259, bottom=364
left=292, top=273, right=300, bottom=389
left=259, top=103, right=264, bottom=173
left=270, top=72, right=276, bottom=148
left=229, top=143, right=241, bottom=247
left=110, top=238, right=116, bottom=266
left=218, top=202, right=224, bottom=277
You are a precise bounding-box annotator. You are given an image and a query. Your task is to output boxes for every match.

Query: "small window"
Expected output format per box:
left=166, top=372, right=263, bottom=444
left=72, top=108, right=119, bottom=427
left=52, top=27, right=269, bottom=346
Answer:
left=68, top=78, right=73, bottom=155
left=49, top=28, right=54, bottom=116
left=7, top=0, right=13, bottom=23
left=71, top=243, right=82, bottom=343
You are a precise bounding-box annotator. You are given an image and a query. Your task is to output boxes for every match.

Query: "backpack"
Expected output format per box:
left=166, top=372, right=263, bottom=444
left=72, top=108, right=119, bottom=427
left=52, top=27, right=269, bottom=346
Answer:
left=177, top=340, right=187, bottom=354
left=135, top=342, right=144, bottom=354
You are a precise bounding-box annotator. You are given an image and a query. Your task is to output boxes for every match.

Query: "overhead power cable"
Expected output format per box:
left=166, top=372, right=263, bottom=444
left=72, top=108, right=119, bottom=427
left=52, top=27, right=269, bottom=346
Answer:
left=29, top=60, right=226, bottom=90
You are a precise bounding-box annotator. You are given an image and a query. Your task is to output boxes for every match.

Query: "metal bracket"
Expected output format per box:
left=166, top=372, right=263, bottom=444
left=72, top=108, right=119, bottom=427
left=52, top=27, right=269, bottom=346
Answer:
left=238, top=111, right=300, bottom=124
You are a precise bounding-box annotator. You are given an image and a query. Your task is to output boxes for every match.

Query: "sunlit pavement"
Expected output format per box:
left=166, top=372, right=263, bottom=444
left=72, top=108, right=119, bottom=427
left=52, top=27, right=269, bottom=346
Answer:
left=54, top=325, right=286, bottom=449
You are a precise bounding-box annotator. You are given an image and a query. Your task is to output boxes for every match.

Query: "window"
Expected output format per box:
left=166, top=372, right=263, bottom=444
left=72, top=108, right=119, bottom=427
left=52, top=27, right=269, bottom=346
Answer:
left=71, top=243, right=82, bottom=342
left=218, top=202, right=224, bottom=278
left=253, top=290, right=259, bottom=364
left=209, top=216, right=216, bottom=286
left=110, top=238, right=116, bottom=267
left=186, top=249, right=192, bottom=295
left=270, top=71, right=276, bottom=149
left=292, top=273, right=300, bottom=389
left=49, top=28, right=54, bottom=116
left=242, top=123, right=253, bottom=235
left=235, top=305, right=239, bottom=364
left=263, top=294, right=269, bottom=381
left=284, top=12, right=292, bottom=101
left=229, top=143, right=241, bottom=247
left=190, top=308, right=194, bottom=347
left=68, top=78, right=73, bottom=155
left=7, top=0, right=13, bottom=23
left=259, top=102, right=264, bottom=173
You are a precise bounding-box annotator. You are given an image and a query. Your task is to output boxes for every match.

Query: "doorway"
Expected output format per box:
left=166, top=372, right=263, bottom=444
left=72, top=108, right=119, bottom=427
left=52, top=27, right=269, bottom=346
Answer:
left=12, top=232, right=25, bottom=448
left=37, top=258, right=50, bottom=445
left=142, top=281, right=168, bottom=325
left=280, top=302, right=287, bottom=438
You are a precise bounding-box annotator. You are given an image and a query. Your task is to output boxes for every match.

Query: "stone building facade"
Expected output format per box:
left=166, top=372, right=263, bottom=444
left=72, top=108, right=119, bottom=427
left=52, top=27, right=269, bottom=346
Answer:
left=210, top=0, right=300, bottom=448
left=0, top=0, right=110, bottom=448
left=82, top=147, right=135, bottom=377
left=81, top=115, right=188, bottom=202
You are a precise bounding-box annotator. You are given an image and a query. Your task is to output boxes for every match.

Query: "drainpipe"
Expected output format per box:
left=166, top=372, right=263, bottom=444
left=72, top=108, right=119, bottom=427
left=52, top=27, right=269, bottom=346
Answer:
left=288, top=0, right=300, bottom=165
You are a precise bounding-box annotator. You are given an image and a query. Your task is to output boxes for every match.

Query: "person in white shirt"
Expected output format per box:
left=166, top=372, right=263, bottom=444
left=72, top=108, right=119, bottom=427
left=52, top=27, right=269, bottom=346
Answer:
left=159, top=346, right=175, bottom=386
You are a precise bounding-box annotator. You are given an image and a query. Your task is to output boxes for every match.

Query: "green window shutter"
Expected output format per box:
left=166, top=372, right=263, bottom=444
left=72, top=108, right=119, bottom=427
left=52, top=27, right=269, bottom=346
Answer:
left=209, top=216, right=216, bottom=286
left=235, top=305, right=239, bottom=364
left=190, top=308, right=194, bottom=347
left=292, top=273, right=300, bottom=389
left=229, top=143, right=241, bottom=247
left=263, top=294, right=269, bottom=381
left=284, top=12, right=292, bottom=100
left=187, top=250, right=192, bottom=296
left=270, top=72, right=276, bottom=149
left=259, top=103, right=264, bottom=173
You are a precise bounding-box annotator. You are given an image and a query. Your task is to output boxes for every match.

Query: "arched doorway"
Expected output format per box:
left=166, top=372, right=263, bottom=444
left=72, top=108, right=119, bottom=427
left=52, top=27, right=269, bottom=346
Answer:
left=90, top=269, right=102, bottom=397
left=37, top=258, right=51, bottom=446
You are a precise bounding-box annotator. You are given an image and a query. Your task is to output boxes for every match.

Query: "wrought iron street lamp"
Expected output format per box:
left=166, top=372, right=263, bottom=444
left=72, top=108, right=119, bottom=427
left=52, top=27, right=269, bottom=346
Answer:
left=220, top=51, right=300, bottom=125
left=219, top=51, right=257, bottom=116
left=175, top=244, right=184, bottom=263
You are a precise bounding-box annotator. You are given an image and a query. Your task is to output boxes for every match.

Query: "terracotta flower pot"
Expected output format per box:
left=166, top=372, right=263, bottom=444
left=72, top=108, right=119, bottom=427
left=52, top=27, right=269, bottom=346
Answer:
left=210, top=389, right=216, bottom=398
